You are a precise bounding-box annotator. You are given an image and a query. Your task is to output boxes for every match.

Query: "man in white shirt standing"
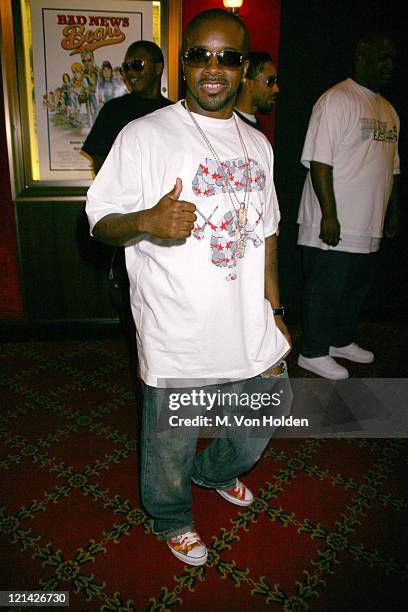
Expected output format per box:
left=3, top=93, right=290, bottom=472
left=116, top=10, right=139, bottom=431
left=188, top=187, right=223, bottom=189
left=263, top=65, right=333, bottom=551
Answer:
left=86, top=9, right=291, bottom=566
left=297, top=32, right=400, bottom=380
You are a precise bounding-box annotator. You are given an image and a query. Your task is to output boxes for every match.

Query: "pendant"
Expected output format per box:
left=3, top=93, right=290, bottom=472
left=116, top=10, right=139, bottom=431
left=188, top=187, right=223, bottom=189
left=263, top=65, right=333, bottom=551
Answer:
left=236, top=235, right=247, bottom=258
left=237, top=202, right=247, bottom=229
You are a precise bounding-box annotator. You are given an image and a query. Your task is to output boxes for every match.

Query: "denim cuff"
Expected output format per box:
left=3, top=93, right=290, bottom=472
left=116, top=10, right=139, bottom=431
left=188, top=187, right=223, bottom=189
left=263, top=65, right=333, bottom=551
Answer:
left=151, top=520, right=195, bottom=541
left=191, top=475, right=236, bottom=490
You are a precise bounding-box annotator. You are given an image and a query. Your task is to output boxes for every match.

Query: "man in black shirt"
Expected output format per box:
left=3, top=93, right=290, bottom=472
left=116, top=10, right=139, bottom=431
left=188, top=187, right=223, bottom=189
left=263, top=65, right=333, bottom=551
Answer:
left=235, top=51, right=279, bottom=131
left=82, top=41, right=173, bottom=382
left=82, top=40, right=173, bottom=172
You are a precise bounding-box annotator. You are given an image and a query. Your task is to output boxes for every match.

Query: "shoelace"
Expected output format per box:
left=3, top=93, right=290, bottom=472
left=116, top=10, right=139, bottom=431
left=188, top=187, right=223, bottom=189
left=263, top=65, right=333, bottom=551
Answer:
left=233, top=481, right=245, bottom=498
left=175, top=531, right=201, bottom=547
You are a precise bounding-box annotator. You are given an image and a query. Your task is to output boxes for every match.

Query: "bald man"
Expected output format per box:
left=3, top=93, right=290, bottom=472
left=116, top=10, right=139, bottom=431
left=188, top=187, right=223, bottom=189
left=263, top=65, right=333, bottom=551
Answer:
left=86, top=10, right=291, bottom=566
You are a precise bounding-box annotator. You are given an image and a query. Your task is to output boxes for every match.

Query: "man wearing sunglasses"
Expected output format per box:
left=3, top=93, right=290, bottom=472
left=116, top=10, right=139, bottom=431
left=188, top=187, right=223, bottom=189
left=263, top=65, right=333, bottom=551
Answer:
left=82, top=40, right=173, bottom=389
left=235, top=51, right=279, bottom=131
left=86, top=9, right=291, bottom=567
left=82, top=40, right=172, bottom=174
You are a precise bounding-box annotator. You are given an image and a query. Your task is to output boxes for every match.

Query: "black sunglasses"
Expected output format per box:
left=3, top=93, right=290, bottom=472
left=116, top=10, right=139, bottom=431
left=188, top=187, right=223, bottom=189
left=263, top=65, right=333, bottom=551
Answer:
left=183, top=47, right=245, bottom=69
left=254, top=75, right=278, bottom=87
left=121, top=58, right=145, bottom=74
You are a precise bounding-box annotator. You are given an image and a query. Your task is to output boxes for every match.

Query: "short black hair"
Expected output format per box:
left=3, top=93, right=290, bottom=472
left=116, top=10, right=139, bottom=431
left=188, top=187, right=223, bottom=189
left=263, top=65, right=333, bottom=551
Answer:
left=353, top=31, right=396, bottom=71
left=183, top=9, right=249, bottom=54
left=354, top=23, right=396, bottom=55
left=246, top=51, right=273, bottom=79
left=125, top=40, right=164, bottom=64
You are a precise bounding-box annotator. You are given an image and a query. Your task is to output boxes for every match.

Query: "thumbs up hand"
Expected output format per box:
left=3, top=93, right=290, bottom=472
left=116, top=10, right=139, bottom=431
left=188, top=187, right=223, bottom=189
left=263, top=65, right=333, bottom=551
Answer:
left=142, top=178, right=197, bottom=240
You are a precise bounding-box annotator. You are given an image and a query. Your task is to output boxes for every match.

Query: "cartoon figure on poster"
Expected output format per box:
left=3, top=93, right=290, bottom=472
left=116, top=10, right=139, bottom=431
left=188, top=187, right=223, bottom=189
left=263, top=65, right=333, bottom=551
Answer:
left=80, top=48, right=100, bottom=122
left=61, top=73, right=72, bottom=115
left=98, top=60, right=126, bottom=104
left=42, top=50, right=128, bottom=131
left=71, top=62, right=91, bottom=127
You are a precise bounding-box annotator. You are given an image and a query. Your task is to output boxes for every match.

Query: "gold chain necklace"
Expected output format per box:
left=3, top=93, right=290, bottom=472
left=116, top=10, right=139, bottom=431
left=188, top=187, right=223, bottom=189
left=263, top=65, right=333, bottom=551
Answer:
left=184, top=100, right=252, bottom=258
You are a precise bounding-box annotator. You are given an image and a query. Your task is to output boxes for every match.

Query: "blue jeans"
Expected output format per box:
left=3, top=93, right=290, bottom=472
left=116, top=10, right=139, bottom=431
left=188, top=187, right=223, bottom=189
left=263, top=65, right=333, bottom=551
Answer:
left=140, top=364, right=290, bottom=540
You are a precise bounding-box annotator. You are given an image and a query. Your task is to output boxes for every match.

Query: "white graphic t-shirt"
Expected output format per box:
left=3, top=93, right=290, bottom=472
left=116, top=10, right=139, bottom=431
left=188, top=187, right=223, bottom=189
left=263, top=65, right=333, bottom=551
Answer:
left=86, top=101, right=288, bottom=386
left=297, top=78, right=400, bottom=252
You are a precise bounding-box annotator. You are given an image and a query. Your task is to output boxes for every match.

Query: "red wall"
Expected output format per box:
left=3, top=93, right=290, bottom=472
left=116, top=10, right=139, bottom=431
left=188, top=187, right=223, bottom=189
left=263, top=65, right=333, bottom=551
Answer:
left=0, top=70, right=23, bottom=319
left=181, top=0, right=281, bottom=143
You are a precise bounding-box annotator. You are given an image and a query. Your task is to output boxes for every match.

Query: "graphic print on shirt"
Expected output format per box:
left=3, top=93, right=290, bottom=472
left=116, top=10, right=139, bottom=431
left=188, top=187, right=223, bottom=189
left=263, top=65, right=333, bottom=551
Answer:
left=360, top=118, right=398, bottom=142
left=192, top=157, right=266, bottom=281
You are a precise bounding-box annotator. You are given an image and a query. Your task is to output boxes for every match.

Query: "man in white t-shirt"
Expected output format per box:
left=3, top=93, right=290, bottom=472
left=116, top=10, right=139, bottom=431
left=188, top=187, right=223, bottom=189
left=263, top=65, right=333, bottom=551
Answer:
left=235, top=51, right=279, bottom=131
left=297, top=32, right=400, bottom=380
left=86, top=9, right=291, bottom=566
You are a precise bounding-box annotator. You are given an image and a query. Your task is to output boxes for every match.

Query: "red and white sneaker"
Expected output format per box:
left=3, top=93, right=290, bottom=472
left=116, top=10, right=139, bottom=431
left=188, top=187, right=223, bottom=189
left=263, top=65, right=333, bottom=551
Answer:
left=216, top=479, right=254, bottom=506
left=166, top=530, right=208, bottom=566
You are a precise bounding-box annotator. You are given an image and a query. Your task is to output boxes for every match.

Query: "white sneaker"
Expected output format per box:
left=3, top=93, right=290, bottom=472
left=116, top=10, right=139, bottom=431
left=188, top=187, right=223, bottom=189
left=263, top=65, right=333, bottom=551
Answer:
left=216, top=479, right=254, bottom=506
left=297, top=354, right=349, bottom=380
left=329, top=343, right=374, bottom=363
left=167, top=530, right=208, bottom=566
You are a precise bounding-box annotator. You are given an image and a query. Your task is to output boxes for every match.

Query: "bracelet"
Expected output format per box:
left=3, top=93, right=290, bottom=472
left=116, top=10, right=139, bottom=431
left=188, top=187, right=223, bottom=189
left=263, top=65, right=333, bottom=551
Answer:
left=272, top=306, right=285, bottom=316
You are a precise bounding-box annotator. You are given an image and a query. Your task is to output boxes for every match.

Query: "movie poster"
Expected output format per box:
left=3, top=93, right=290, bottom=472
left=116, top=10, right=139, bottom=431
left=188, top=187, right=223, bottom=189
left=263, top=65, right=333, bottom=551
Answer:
left=30, top=0, right=152, bottom=180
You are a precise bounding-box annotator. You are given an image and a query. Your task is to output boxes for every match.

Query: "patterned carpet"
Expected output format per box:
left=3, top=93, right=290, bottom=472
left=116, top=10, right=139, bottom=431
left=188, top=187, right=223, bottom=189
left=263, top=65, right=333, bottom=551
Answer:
left=1, top=323, right=407, bottom=611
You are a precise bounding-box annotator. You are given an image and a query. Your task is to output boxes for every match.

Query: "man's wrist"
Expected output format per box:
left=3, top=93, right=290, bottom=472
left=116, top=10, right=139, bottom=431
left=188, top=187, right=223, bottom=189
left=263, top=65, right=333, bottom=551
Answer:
left=133, top=209, right=150, bottom=234
left=321, top=211, right=338, bottom=221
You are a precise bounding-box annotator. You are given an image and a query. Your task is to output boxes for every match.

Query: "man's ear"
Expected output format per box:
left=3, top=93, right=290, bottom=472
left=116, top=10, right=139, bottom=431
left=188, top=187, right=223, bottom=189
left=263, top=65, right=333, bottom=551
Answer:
left=180, top=54, right=187, bottom=82
left=242, top=58, right=249, bottom=80
left=155, top=62, right=164, bottom=76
